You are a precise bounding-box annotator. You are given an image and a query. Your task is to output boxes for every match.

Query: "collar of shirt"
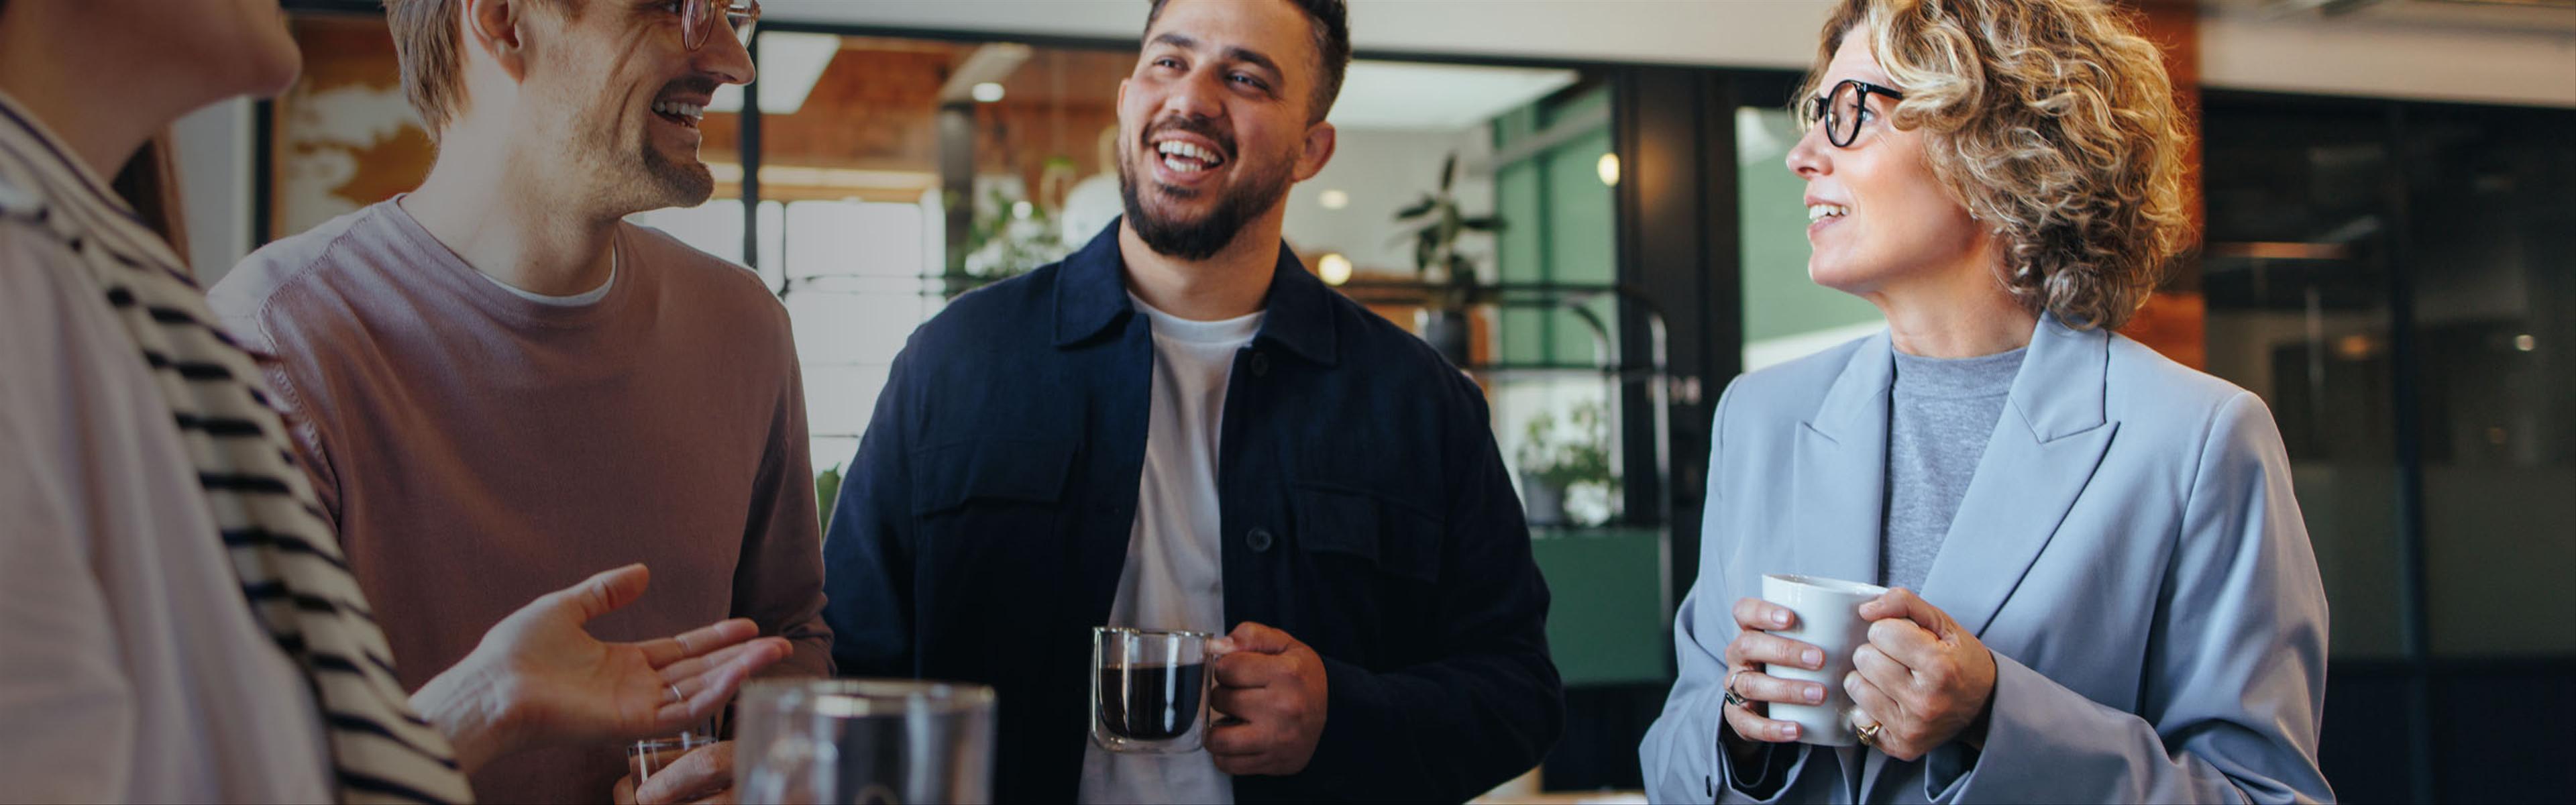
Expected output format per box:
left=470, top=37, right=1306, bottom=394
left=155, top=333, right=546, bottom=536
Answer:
left=1050, top=218, right=1340, bottom=368
left=0, top=90, right=192, bottom=279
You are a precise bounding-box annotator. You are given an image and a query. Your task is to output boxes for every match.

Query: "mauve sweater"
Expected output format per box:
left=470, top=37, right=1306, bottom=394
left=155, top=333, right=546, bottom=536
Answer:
left=209, top=199, right=831, bottom=803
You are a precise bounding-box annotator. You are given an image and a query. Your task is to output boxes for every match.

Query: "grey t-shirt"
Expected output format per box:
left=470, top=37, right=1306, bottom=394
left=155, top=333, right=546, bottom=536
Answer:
left=1881, top=347, right=2027, bottom=592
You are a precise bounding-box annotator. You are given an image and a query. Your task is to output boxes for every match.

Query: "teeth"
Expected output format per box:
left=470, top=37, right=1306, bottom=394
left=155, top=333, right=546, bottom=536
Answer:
left=652, top=101, right=705, bottom=120
left=1154, top=140, right=1222, bottom=165
left=1162, top=155, right=1209, bottom=174
left=1807, top=203, right=1849, bottom=221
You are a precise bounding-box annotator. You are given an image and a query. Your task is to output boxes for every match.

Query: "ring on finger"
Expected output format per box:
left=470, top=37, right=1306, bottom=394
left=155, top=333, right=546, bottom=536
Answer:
left=668, top=683, right=685, bottom=704
left=1722, top=668, right=1750, bottom=708
left=1851, top=716, right=1884, bottom=749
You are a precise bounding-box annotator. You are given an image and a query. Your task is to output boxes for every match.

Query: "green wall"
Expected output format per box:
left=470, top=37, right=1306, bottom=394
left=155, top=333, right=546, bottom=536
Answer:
left=1492, top=88, right=1620, bottom=366
left=1738, top=107, right=1880, bottom=345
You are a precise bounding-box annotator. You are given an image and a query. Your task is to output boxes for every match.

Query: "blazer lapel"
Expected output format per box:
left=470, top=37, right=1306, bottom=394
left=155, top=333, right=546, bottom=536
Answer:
left=1793, top=332, right=1894, bottom=586
left=1915, top=315, right=2118, bottom=638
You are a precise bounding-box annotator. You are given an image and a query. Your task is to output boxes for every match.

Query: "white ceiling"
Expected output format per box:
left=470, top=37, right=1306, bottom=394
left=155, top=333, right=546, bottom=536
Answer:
left=759, top=0, right=2574, bottom=108
left=1326, top=60, right=1580, bottom=131
left=2207, top=0, right=2576, bottom=32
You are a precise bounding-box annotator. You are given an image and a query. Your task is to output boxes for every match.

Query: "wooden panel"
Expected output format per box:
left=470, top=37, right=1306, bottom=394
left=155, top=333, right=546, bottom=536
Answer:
left=271, top=15, right=434, bottom=240
left=2121, top=0, right=2206, bottom=368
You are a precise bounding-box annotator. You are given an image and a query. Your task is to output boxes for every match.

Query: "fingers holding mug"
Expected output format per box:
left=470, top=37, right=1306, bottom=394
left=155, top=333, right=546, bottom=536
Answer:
left=1721, top=666, right=1818, bottom=744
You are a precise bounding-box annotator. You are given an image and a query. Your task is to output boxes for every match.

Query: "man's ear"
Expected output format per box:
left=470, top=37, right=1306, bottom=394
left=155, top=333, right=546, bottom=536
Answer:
left=1293, top=120, right=1336, bottom=182
left=464, top=0, right=531, bottom=83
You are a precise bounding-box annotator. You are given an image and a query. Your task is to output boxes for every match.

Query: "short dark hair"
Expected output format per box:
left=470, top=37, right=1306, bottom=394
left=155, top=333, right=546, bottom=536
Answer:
left=1145, top=0, right=1351, bottom=123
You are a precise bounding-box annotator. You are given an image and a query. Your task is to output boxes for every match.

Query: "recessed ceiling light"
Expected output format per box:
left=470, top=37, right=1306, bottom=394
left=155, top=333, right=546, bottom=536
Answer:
left=1597, top=153, right=1620, bottom=186
left=1319, top=190, right=1350, bottom=210
left=972, top=83, right=1006, bottom=103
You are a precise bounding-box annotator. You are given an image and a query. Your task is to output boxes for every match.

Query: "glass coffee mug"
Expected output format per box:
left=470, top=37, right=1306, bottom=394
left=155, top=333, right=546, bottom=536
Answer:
left=734, top=679, right=997, bottom=805
left=1091, top=627, right=1216, bottom=753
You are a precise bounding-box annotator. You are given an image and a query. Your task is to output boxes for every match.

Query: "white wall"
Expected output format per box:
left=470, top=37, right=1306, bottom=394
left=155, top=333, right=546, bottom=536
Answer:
left=171, top=98, right=254, bottom=284
left=767, top=0, right=2576, bottom=108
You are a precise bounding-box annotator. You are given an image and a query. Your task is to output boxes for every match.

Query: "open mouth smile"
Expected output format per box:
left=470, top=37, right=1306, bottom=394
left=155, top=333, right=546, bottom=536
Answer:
left=651, top=99, right=706, bottom=129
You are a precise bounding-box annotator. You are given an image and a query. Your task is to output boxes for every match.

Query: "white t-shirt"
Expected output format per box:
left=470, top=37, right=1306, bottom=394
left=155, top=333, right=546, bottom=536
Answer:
left=1075, top=294, right=1263, bottom=805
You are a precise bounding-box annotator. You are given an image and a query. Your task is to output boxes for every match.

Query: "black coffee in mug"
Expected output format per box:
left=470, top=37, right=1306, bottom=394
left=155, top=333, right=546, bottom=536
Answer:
left=1097, top=663, right=1207, bottom=741
left=1092, top=627, right=1214, bottom=753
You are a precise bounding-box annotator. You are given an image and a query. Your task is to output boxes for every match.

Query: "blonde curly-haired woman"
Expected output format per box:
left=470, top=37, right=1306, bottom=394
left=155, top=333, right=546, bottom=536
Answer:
left=1640, top=0, right=2334, bottom=801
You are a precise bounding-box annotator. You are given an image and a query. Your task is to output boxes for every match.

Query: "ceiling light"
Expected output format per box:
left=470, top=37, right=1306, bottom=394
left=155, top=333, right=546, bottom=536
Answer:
left=1318, top=253, right=1352, bottom=286
left=1319, top=190, right=1350, bottom=210
left=972, top=83, right=1006, bottom=103
left=2515, top=334, right=2536, bottom=352
left=1597, top=153, right=1620, bottom=186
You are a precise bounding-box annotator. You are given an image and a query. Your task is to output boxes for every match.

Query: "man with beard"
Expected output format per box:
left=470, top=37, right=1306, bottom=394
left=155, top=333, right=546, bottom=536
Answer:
left=207, top=1, right=827, bottom=802
left=820, top=0, right=1562, bottom=801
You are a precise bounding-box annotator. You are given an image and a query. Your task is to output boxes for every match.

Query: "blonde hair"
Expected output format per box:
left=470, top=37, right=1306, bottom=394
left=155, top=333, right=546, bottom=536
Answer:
left=385, top=0, right=576, bottom=140
left=1803, top=0, right=2192, bottom=330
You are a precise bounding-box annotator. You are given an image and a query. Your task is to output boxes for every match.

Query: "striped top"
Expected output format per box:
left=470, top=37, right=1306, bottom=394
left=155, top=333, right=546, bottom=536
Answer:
left=0, top=91, right=473, bottom=804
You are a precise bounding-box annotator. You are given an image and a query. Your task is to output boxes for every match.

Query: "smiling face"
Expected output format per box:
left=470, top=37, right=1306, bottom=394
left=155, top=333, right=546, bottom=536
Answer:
left=1786, top=32, right=1988, bottom=299
left=511, top=0, right=753, bottom=214
left=1115, top=0, right=1333, bottom=260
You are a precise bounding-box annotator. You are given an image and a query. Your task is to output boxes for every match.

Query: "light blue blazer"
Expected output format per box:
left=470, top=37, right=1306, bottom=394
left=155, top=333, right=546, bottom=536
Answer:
left=1640, top=315, right=2334, bottom=803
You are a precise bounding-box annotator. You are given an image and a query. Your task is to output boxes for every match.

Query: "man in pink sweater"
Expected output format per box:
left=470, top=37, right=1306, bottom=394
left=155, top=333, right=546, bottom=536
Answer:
left=207, top=1, right=823, bottom=802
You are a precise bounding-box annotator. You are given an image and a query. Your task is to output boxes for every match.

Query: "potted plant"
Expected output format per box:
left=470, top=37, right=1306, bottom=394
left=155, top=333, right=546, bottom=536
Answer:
left=1517, top=400, right=1619, bottom=527
left=1393, top=153, right=1502, bottom=366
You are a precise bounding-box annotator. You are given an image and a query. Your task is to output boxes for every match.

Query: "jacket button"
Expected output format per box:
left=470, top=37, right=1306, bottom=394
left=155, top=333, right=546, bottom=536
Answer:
left=1248, top=351, right=1271, bottom=377
left=1245, top=527, right=1275, bottom=553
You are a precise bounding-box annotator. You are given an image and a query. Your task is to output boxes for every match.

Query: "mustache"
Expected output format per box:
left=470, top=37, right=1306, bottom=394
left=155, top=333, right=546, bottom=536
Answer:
left=655, top=76, right=722, bottom=101
left=1138, top=116, right=1235, bottom=161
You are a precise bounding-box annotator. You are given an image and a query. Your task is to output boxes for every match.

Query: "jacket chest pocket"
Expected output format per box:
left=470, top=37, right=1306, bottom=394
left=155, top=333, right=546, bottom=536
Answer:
left=910, top=437, right=1079, bottom=566
left=1289, top=484, right=1444, bottom=661
left=1293, top=484, right=1443, bottom=582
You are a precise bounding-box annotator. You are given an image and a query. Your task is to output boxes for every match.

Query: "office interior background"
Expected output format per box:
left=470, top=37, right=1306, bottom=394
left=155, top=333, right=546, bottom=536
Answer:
left=165, top=0, right=2575, bottom=800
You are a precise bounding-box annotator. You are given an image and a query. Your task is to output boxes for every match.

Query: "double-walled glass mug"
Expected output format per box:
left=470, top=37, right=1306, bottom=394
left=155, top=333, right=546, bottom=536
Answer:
left=1091, top=627, right=1216, bottom=753
left=733, top=679, right=996, bottom=804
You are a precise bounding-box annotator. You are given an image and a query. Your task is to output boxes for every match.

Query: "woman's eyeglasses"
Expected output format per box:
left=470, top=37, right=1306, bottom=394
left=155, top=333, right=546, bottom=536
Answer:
left=1799, top=78, right=1906, bottom=148
left=673, top=0, right=760, bottom=52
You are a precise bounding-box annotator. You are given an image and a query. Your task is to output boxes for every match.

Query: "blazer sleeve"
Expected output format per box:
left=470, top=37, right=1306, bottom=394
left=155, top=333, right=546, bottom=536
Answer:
left=819, top=342, right=922, bottom=678
left=1640, top=380, right=1820, bottom=804
left=1287, top=379, right=1566, bottom=802
left=1927, top=391, right=2334, bottom=804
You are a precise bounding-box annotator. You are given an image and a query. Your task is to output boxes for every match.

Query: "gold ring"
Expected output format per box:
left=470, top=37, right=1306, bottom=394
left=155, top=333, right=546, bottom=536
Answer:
left=1854, top=720, right=1883, bottom=748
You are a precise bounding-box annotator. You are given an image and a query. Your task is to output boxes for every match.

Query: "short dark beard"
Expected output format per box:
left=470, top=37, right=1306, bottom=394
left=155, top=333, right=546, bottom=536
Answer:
left=1117, top=121, right=1293, bottom=261
left=639, top=139, right=715, bottom=207
left=632, top=76, right=720, bottom=209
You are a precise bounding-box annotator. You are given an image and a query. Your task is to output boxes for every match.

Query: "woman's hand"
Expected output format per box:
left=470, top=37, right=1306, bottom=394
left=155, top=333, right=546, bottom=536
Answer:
left=1845, top=588, right=1997, bottom=761
left=1719, top=596, right=1834, bottom=746
left=412, top=564, right=792, bottom=771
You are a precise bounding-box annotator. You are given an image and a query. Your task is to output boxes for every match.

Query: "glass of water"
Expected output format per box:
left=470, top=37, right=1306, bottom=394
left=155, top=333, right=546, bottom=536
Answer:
left=733, top=679, right=997, bottom=805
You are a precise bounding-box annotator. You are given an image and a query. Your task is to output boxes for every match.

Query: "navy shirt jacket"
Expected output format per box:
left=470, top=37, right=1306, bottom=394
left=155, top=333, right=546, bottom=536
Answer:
left=821, top=221, right=1564, bottom=803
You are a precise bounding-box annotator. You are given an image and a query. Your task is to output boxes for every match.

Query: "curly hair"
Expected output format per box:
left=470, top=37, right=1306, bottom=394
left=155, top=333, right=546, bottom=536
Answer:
left=1803, top=0, right=2192, bottom=331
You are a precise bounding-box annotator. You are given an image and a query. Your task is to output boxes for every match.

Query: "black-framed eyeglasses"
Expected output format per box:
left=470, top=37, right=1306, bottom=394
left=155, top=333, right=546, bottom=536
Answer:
left=1799, top=78, right=1906, bottom=148
left=670, top=0, right=760, bottom=52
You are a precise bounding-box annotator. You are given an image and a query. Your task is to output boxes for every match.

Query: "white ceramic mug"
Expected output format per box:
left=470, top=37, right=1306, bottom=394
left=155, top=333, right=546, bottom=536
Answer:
left=1759, top=573, right=1890, bottom=747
